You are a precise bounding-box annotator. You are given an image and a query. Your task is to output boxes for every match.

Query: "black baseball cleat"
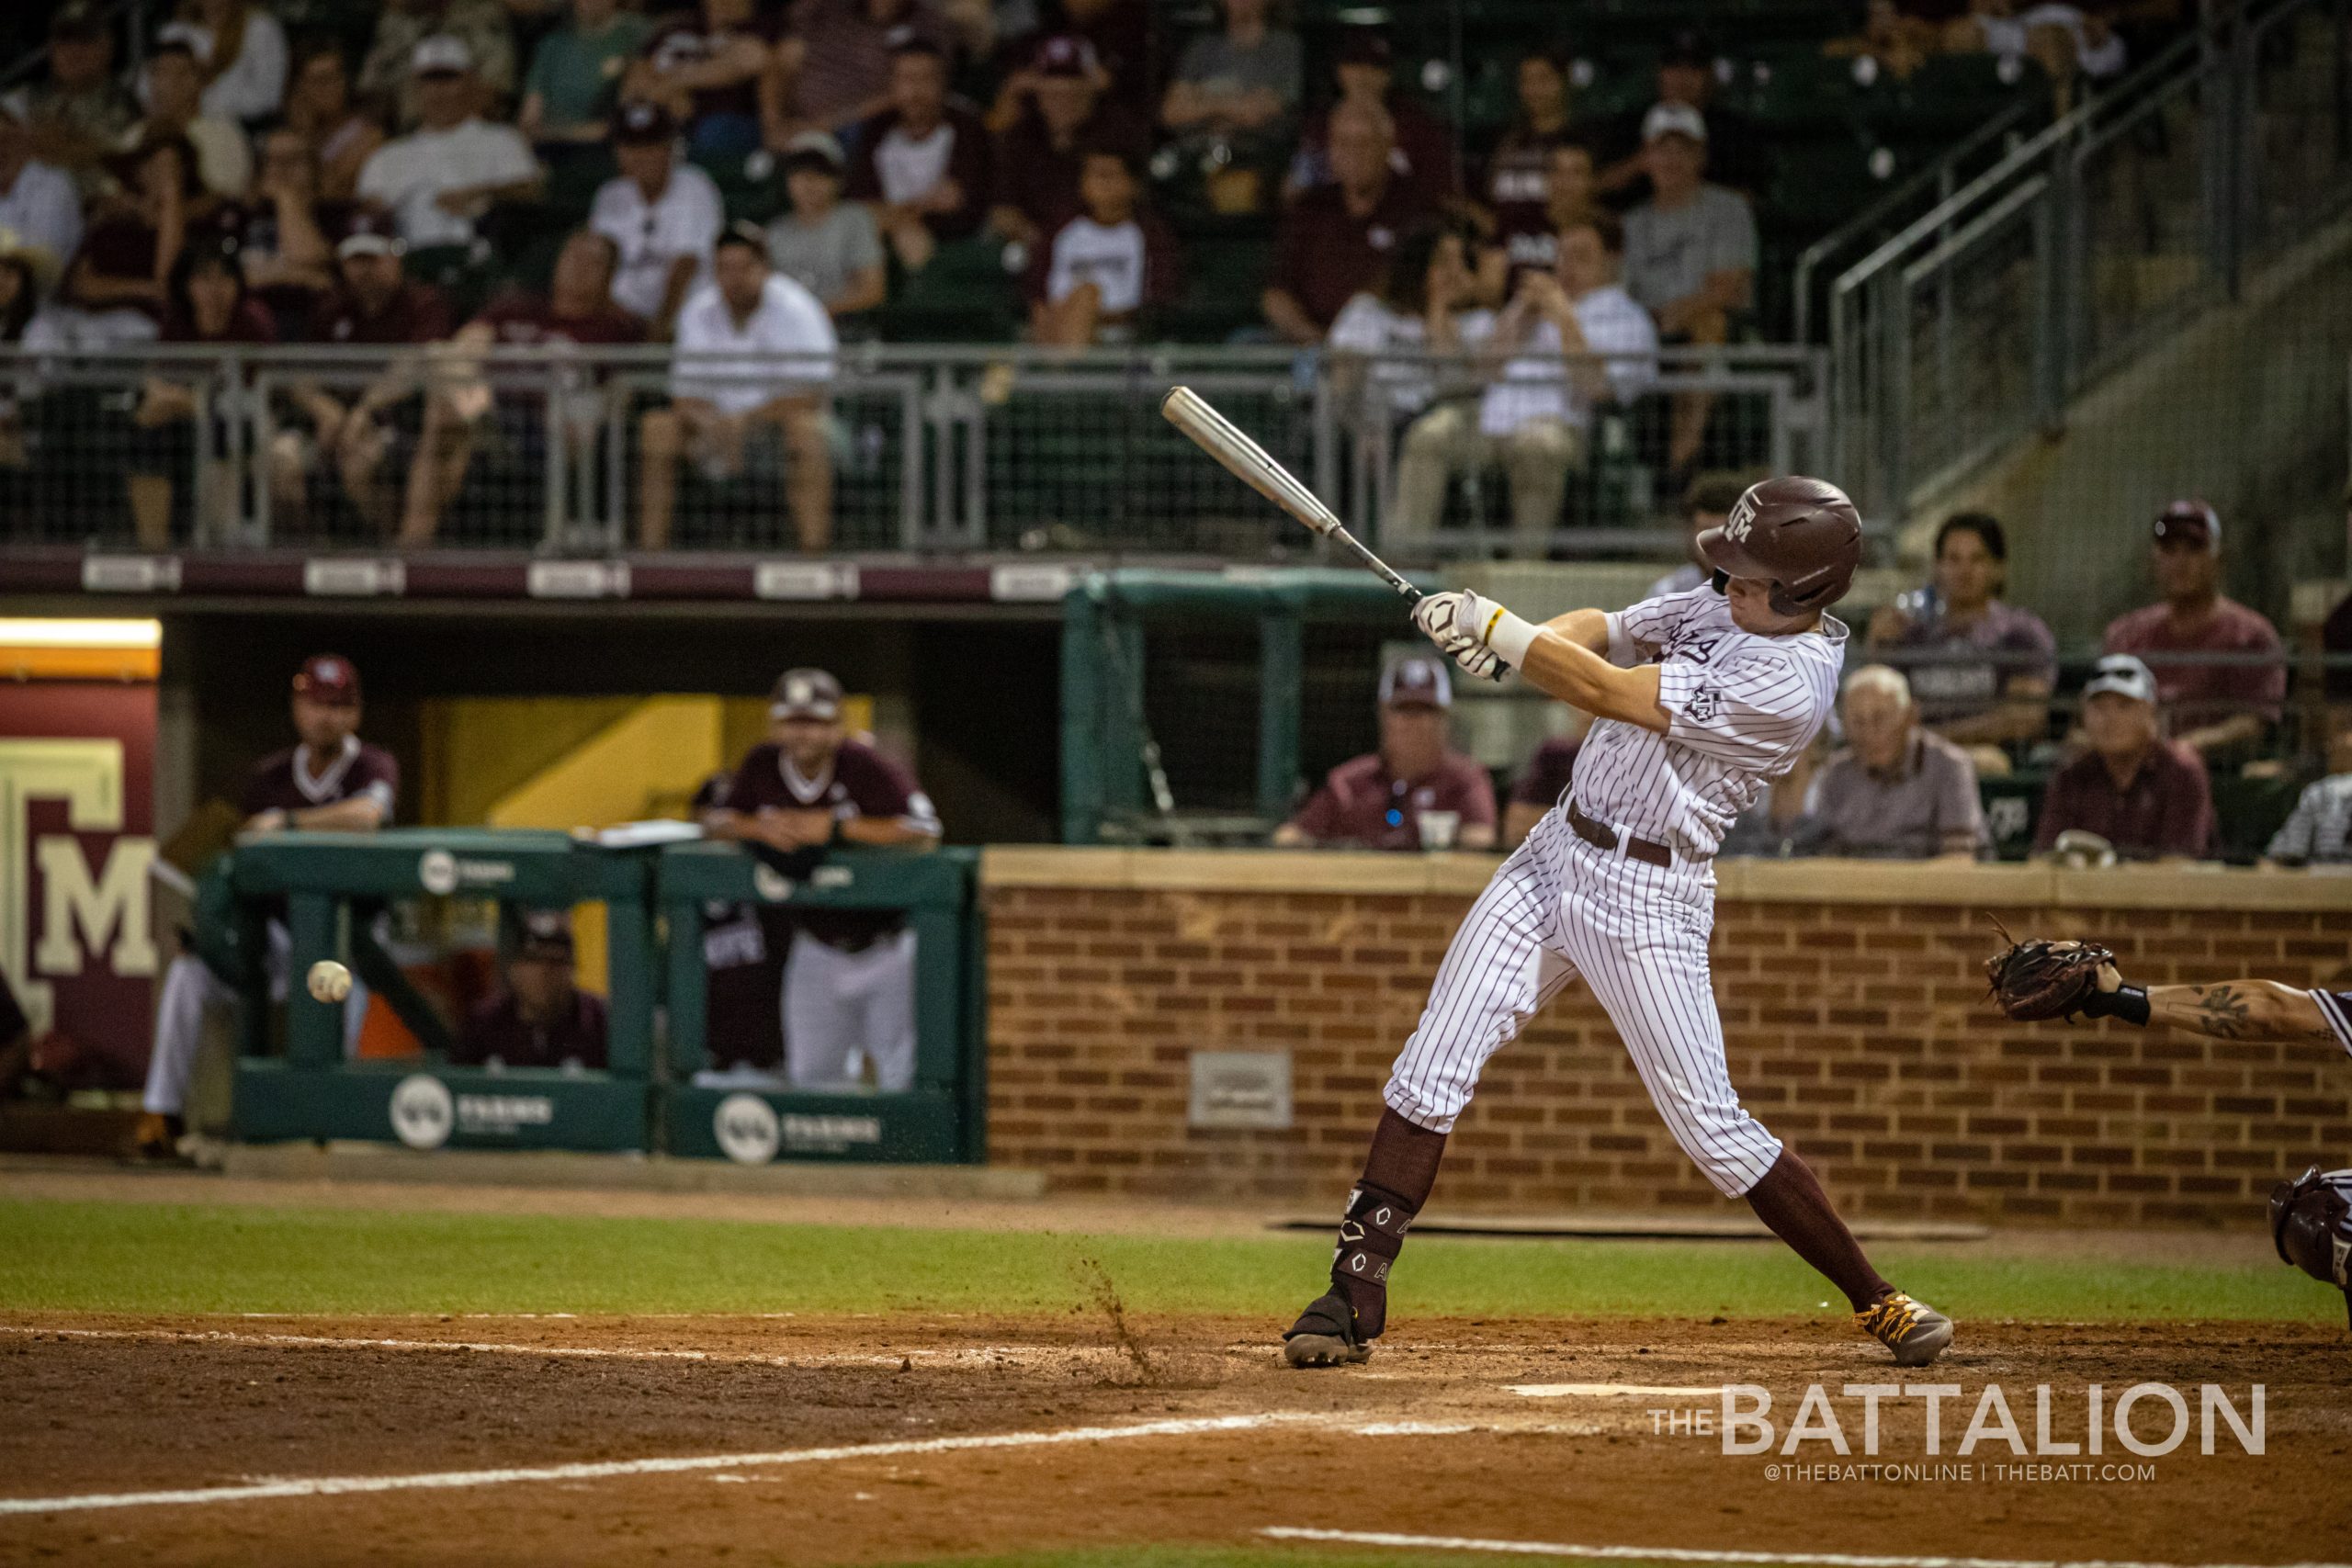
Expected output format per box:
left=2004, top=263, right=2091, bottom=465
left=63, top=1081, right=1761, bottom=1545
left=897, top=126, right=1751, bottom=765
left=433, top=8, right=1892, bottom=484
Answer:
left=1282, top=1291, right=1372, bottom=1368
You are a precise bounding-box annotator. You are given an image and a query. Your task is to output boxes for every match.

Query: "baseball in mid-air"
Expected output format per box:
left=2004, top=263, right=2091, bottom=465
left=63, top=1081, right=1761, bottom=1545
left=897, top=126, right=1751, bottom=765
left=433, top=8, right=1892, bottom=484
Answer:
left=306, top=961, right=352, bottom=1003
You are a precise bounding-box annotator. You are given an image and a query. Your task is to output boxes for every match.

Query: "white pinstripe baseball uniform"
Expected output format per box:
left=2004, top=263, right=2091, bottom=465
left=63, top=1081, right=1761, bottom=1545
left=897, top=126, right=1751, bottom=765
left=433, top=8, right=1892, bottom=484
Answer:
left=2314, top=989, right=2352, bottom=1057
left=1386, top=586, right=1849, bottom=1195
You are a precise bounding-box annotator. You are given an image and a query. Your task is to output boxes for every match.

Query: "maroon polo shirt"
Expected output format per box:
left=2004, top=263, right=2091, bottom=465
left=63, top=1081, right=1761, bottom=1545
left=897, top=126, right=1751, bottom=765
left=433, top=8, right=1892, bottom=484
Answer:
left=241, top=737, right=400, bottom=820
left=1287, top=749, right=1496, bottom=851
left=2032, top=739, right=2214, bottom=860
left=992, top=101, right=1151, bottom=236
left=1509, top=734, right=1582, bottom=811
left=316, top=280, right=453, bottom=344
left=1267, top=177, right=1431, bottom=332
left=722, top=739, right=940, bottom=946
left=452, top=987, right=609, bottom=1071
left=2101, top=596, right=2286, bottom=731
left=470, top=288, right=646, bottom=346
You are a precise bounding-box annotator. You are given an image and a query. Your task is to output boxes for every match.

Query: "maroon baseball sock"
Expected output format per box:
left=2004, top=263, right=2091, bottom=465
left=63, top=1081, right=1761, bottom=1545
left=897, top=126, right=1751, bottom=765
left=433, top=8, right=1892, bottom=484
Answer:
left=1328, top=1108, right=1448, bottom=1336
left=1744, top=1146, right=1893, bottom=1312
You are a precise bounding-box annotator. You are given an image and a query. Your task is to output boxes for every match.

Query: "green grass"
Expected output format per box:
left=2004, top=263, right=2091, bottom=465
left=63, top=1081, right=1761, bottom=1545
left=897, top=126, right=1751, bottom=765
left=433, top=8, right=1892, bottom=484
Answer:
left=0, top=1199, right=2335, bottom=1321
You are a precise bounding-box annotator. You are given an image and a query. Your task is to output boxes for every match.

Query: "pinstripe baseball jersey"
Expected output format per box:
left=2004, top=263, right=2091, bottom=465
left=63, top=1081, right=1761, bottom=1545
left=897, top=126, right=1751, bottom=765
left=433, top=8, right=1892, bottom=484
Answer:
left=1574, top=587, right=1849, bottom=858
left=2313, top=988, right=2352, bottom=1055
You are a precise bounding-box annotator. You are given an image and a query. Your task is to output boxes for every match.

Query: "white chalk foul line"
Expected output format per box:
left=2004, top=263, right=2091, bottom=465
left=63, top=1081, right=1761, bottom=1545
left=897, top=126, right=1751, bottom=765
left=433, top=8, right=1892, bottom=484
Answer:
left=1261, top=1529, right=2352, bottom=1568
left=0, top=1414, right=1328, bottom=1517
left=0, top=1324, right=1115, bottom=1371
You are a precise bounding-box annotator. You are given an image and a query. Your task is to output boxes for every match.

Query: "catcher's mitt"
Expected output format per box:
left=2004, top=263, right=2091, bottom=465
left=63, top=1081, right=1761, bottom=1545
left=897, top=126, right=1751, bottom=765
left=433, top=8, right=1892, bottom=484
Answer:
left=1983, top=919, right=2113, bottom=1021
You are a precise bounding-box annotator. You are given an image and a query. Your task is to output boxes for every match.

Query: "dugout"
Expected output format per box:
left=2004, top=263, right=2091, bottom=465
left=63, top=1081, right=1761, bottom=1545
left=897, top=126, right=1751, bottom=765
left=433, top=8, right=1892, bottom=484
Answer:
left=213, top=828, right=660, bottom=1152
left=1059, top=569, right=1442, bottom=846
left=654, top=844, right=986, bottom=1166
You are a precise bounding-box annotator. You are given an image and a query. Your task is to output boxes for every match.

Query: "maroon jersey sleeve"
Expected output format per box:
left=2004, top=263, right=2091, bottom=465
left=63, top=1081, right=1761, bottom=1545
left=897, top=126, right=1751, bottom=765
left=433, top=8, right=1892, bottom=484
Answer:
left=239, top=751, right=293, bottom=817
left=1287, top=780, right=1344, bottom=842
left=1449, top=756, right=1498, bottom=828
left=837, top=742, right=940, bottom=833
left=350, top=745, right=400, bottom=823
left=720, top=744, right=786, bottom=813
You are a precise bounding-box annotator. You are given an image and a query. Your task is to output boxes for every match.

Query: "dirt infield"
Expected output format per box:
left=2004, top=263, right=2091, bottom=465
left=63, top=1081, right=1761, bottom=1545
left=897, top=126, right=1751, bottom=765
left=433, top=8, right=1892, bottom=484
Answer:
left=1, top=1308, right=2342, bottom=1568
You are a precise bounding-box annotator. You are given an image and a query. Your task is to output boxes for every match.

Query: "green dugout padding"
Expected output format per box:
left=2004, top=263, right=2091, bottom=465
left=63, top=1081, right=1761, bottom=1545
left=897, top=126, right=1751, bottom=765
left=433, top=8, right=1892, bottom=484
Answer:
left=220, top=829, right=662, bottom=1152
left=213, top=831, right=986, bottom=1162
left=655, top=844, right=985, bottom=1165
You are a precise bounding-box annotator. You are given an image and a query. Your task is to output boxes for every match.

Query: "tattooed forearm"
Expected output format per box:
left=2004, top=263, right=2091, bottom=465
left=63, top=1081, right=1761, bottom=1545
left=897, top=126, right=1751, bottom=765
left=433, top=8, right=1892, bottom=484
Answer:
left=2144, top=980, right=2332, bottom=1043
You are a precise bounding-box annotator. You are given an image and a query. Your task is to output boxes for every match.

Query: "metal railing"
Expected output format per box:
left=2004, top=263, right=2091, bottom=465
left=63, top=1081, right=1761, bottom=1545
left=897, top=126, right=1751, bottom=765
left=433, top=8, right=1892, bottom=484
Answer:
left=1827, top=0, right=2352, bottom=517
left=0, top=341, right=1828, bottom=558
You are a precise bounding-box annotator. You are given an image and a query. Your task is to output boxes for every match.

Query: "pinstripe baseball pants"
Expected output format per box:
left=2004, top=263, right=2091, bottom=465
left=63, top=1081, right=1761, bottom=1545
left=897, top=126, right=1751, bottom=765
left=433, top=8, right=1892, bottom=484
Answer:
left=1385, top=807, right=1783, bottom=1196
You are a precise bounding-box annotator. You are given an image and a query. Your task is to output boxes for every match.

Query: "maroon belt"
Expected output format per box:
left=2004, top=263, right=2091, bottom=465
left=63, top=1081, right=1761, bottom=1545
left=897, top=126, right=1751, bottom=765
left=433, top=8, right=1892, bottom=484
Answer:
left=1566, top=800, right=1674, bottom=869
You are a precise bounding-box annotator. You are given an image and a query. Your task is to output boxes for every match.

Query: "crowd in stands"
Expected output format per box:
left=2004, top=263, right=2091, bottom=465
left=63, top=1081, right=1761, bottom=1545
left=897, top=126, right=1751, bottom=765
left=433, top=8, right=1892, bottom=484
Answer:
left=1279, top=493, right=2346, bottom=870
left=0, top=0, right=2206, bottom=548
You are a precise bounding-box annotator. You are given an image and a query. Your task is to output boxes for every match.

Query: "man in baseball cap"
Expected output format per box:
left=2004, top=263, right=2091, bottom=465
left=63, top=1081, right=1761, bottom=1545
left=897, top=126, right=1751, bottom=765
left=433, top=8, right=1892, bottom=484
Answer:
left=132, top=655, right=400, bottom=1161
left=2100, top=498, right=2285, bottom=763
left=589, top=96, right=722, bottom=330
left=2033, top=653, right=2215, bottom=860
left=1274, top=653, right=1497, bottom=851
left=453, top=908, right=609, bottom=1071
left=359, top=32, right=540, bottom=252
left=703, top=668, right=940, bottom=1092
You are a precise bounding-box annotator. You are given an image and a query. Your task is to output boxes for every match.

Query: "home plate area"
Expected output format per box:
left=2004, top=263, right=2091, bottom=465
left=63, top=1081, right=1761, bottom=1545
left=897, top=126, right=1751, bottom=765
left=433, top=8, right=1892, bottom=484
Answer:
left=2, top=1313, right=2344, bottom=1568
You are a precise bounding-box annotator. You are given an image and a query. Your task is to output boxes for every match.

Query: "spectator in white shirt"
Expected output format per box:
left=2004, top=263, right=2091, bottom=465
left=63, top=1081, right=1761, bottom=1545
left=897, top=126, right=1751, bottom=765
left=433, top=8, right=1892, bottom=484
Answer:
left=589, top=99, right=721, bottom=335
left=1327, top=220, right=1497, bottom=428
left=1623, top=101, right=1755, bottom=478
left=125, top=39, right=252, bottom=198
left=158, top=0, right=288, bottom=125
left=2265, top=716, right=2352, bottom=866
left=0, top=109, right=83, bottom=284
left=356, top=35, right=541, bottom=251
left=1027, top=149, right=1177, bottom=347
left=1391, top=209, right=1657, bottom=550
left=639, top=222, right=836, bottom=551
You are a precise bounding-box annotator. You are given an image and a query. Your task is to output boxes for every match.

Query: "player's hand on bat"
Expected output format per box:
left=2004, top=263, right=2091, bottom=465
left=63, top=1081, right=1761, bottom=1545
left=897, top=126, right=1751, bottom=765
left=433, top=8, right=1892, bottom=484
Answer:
left=1412, top=590, right=1509, bottom=682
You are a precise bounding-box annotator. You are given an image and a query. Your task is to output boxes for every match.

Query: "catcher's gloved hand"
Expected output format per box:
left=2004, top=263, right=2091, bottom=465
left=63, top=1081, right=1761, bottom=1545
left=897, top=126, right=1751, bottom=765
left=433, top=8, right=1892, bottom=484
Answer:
left=1983, top=923, right=2117, bottom=1022
left=1411, top=590, right=1510, bottom=682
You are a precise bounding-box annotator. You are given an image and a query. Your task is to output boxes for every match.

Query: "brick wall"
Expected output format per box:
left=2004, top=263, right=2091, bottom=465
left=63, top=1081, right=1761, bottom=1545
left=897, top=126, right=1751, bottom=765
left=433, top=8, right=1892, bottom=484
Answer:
left=981, top=855, right=2352, bottom=1224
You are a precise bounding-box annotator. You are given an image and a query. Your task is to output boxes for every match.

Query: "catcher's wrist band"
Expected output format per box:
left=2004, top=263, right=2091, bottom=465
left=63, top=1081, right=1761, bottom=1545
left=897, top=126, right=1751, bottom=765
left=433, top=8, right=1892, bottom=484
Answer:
left=2083, top=985, right=2151, bottom=1026
left=1484, top=607, right=1540, bottom=669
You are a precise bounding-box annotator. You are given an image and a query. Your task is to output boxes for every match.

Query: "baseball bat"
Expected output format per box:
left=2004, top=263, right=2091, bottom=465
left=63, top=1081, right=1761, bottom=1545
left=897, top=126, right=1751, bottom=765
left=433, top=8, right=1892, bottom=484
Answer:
left=1159, top=386, right=1420, bottom=604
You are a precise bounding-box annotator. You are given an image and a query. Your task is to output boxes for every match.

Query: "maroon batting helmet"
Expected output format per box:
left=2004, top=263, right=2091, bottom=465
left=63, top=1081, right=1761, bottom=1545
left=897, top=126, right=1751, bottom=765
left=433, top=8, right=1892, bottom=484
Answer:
left=1697, top=475, right=1862, bottom=617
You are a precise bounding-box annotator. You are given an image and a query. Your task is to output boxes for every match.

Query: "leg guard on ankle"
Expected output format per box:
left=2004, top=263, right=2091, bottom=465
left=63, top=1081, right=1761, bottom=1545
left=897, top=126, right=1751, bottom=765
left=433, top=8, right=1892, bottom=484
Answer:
left=1329, top=1183, right=1417, bottom=1339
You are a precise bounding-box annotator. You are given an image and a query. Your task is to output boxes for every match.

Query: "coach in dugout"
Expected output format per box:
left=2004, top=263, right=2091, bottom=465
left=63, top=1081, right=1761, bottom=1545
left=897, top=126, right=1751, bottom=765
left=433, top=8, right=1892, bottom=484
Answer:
left=1276, top=654, right=1497, bottom=851
left=132, top=653, right=395, bottom=1160
left=452, top=909, right=607, bottom=1071
left=702, top=670, right=940, bottom=1091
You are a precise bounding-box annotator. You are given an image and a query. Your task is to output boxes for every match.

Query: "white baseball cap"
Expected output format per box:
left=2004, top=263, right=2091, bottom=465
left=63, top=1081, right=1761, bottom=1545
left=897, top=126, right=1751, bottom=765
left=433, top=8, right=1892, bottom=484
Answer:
left=1642, top=101, right=1709, bottom=144
left=411, top=33, right=473, bottom=75
left=2082, top=654, right=2156, bottom=705
left=1380, top=655, right=1453, bottom=709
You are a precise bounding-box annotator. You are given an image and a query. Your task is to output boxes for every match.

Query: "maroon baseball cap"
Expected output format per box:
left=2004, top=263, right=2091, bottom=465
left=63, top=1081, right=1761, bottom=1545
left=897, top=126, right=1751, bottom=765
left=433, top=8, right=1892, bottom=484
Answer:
left=515, top=908, right=575, bottom=962
left=1337, top=28, right=1393, bottom=68
left=293, top=653, right=361, bottom=706
left=2152, top=498, right=2220, bottom=550
left=769, top=668, right=843, bottom=721
left=1380, top=655, right=1453, bottom=710
left=1031, top=33, right=1097, bottom=78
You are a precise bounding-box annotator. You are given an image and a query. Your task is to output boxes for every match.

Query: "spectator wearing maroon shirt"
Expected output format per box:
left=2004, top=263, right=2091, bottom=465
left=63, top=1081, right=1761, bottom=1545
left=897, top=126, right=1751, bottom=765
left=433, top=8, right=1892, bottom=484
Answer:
left=399, top=228, right=643, bottom=546
left=1503, top=729, right=1583, bottom=850
left=2101, top=500, right=2286, bottom=765
left=453, top=911, right=610, bottom=1072
left=988, top=33, right=1149, bottom=251
left=128, top=234, right=277, bottom=549
left=2033, top=654, right=2214, bottom=861
left=1262, top=99, right=1431, bottom=344
left=134, top=656, right=396, bottom=1159
left=1286, top=30, right=1456, bottom=213
left=1277, top=655, right=1498, bottom=851
left=233, top=130, right=351, bottom=339
left=64, top=132, right=204, bottom=324
left=272, top=211, right=455, bottom=534
left=703, top=669, right=942, bottom=1091
left=847, top=38, right=990, bottom=273
left=626, top=0, right=781, bottom=158
left=1484, top=48, right=1577, bottom=243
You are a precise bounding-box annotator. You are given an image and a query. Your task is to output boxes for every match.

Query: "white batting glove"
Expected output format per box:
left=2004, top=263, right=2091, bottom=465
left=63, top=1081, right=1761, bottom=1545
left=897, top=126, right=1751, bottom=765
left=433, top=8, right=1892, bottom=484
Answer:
left=1412, top=590, right=1508, bottom=682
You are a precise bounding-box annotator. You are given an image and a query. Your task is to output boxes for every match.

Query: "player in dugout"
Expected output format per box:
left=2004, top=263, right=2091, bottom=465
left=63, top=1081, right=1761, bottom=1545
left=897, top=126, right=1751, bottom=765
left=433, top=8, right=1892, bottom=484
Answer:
left=1274, top=654, right=1497, bottom=851
left=451, top=909, right=608, bottom=1071
left=132, top=654, right=395, bottom=1161
left=700, top=670, right=940, bottom=1091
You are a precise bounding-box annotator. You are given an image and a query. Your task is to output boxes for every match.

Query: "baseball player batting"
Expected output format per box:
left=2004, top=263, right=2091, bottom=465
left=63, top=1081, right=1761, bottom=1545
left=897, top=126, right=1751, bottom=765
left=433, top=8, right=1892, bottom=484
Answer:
left=1283, top=476, right=1956, bottom=1371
